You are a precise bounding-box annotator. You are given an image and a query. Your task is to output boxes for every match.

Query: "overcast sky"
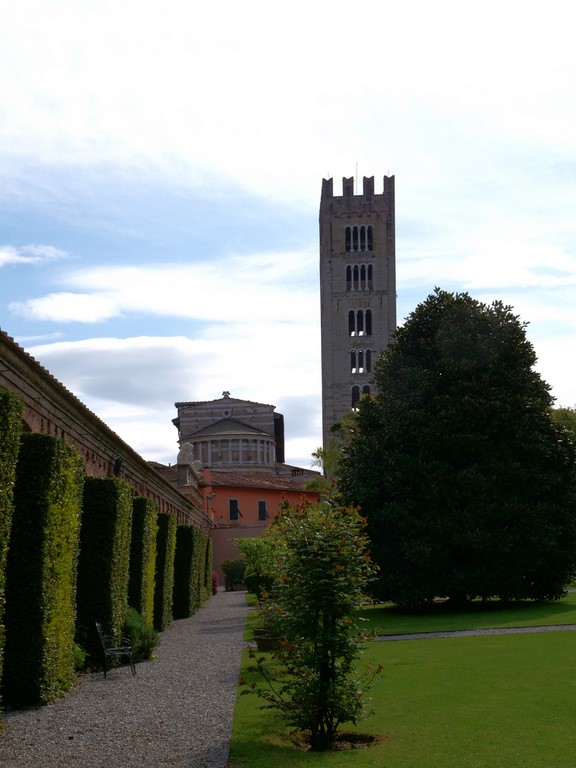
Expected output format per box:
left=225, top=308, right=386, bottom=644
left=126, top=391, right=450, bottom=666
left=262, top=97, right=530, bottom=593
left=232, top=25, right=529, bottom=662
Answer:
left=1, top=0, right=575, bottom=467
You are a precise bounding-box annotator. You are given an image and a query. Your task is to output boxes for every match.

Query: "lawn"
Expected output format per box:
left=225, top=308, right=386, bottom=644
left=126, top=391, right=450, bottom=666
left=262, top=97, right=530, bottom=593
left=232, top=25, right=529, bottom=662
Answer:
left=230, top=595, right=576, bottom=768
left=357, top=592, right=576, bottom=636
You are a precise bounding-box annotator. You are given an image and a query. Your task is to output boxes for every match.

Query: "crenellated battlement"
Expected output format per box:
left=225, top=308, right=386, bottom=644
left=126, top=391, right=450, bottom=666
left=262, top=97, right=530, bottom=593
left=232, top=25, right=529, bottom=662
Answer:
left=321, top=175, right=394, bottom=199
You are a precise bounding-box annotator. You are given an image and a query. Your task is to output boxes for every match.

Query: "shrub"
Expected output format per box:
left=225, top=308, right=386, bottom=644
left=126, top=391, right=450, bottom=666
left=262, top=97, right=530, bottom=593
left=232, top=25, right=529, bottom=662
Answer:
left=235, top=535, right=283, bottom=597
left=76, top=477, right=133, bottom=669
left=3, top=433, right=84, bottom=706
left=173, top=525, right=211, bottom=618
left=0, top=390, right=22, bottom=721
left=124, top=607, right=160, bottom=662
left=129, top=497, right=159, bottom=627
left=73, top=643, right=88, bottom=671
left=153, top=512, right=177, bottom=631
left=221, top=558, right=245, bottom=590
left=173, top=525, right=198, bottom=618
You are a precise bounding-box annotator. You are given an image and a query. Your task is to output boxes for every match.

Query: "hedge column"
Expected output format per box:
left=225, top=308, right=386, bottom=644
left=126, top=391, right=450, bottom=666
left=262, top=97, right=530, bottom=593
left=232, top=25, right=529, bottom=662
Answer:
left=76, top=477, right=133, bottom=668
left=3, top=433, right=84, bottom=707
left=0, top=390, right=23, bottom=718
left=153, top=512, right=177, bottom=631
left=129, top=497, right=159, bottom=627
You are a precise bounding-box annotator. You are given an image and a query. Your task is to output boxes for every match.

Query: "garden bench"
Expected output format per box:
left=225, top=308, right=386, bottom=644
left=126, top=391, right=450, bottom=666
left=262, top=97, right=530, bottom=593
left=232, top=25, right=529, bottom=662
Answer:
left=95, top=622, right=136, bottom=678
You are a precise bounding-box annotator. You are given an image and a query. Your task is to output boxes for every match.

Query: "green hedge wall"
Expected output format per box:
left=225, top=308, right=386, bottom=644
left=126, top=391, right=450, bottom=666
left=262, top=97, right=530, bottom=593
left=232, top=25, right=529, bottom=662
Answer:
left=173, top=525, right=211, bottom=619
left=203, top=535, right=213, bottom=602
left=153, top=512, right=177, bottom=631
left=0, top=390, right=23, bottom=718
left=3, top=433, right=84, bottom=707
left=76, top=477, right=133, bottom=668
left=196, top=527, right=211, bottom=606
left=173, top=525, right=197, bottom=619
left=129, top=497, right=159, bottom=627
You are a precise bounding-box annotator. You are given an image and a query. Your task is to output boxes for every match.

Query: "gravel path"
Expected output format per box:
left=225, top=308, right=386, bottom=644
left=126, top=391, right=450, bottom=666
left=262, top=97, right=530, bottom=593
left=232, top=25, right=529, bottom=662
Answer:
left=0, top=590, right=249, bottom=768
left=376, top=623, right=576, bottom=641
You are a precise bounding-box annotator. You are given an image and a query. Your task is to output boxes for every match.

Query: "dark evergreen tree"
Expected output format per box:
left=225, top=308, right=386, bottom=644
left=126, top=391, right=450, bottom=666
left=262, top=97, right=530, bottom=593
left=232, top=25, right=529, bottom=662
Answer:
left=339, top=289, right=576, bottom=605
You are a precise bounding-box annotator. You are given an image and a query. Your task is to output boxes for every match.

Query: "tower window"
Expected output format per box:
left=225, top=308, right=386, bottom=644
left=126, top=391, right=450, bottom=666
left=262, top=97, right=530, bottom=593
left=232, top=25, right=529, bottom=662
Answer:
left=346, top=263, right=373, bottom=291
left=345, top=225, right=373, bottom=253
left=348, top=309, right=372, bottom=336
left=258, top=500, right=269, bottom=521
left=351, top=349, right=373, bottom=374
left=351, top=385, right=360, bottom=407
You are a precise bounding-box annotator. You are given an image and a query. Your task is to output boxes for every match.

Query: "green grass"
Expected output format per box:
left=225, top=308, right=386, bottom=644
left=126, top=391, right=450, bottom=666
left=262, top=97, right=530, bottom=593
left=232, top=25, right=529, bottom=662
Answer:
left=230, top=595, right=576, bottom=767
left=356, top=592, right=576, bottom=636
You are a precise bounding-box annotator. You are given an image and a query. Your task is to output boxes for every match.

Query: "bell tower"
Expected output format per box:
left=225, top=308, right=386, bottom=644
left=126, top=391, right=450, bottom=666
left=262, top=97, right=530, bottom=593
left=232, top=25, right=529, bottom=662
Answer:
left=319, top=174, right=396, bottom=447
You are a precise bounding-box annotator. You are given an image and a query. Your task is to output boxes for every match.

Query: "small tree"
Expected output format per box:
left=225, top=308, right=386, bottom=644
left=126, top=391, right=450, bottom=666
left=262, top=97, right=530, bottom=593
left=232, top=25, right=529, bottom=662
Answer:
left=235, top=535, right=283, bottom=598
left=246, top=500, right=380, bottom=752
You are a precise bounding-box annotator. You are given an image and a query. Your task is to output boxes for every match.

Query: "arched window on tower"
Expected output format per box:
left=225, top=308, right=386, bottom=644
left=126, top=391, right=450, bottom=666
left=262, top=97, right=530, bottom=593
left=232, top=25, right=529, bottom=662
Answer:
left=346, top=263, right=374, bottom=291
left=345, top=225, right=373, bottom=253
left=351, top=385, right=360, bottom=408
left=349, top=309, right=372, bottom=336
left=348, top=310, right=355, bottom=335
left=365, top=309, right=372, bottom=336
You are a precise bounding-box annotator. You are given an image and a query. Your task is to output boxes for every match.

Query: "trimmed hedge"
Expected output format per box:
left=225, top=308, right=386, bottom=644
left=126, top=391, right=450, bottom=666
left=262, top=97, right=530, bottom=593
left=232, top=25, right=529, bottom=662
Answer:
left=153, top=512, right=177, bottom=631
left=173, top=525, right=197, bottom=618
left=173, top=525, right=212, bottom=619
left=129, top=497, right=159, bottom=627
left=203, top=535, right=214, bottom=602
left=76, top=477, right=133, bottom=668
left=3, top=433, right=84, bottom=707
left=0, top=390, right=23, bottom=718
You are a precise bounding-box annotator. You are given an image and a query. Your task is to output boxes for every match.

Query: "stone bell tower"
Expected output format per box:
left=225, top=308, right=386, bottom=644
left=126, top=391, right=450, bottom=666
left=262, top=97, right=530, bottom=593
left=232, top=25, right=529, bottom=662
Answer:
left=319, top=175, right=397, bottom=447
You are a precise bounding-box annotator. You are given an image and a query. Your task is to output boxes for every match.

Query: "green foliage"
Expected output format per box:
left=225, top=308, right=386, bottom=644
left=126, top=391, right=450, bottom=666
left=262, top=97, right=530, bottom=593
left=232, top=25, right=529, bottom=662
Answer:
left=552, top=406, right=576, bottom=444
left=203, top=535, right=213, bottom=601
left=235, top=535, right=283, bottom=597
left=3, top=433, right=84, bottom=706
left=339, top=288, right=576, bottom=606
left=76, top=477, right=133, bottom=669
left=129, top=497, right=159, bottom=627
left=173, top=525, right=211, bottom=618
left=153, top=512, right=177, bottom=631
left=0, top=390, right=23, bottom=719
left=221, top=558, right=245, bottom=590
left=245, top=500, right=380, bottom=752
left=73, top=643, right=88, bottom=670
left=124, top=607, right=160, bottom=661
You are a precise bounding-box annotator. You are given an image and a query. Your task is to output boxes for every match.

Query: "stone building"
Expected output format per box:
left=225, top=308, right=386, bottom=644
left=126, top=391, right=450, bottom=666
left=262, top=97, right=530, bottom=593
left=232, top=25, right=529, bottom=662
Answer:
left=172, top=392, right=286, bottom=473
left=319, top=175, right=397, bottom=446
left=165, top=392, right=320, bottom=580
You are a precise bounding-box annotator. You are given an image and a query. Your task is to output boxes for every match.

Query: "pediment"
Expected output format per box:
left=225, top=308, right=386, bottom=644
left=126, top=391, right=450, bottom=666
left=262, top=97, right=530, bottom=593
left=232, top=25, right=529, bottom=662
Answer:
left=186, top=418, right=271, bottom=439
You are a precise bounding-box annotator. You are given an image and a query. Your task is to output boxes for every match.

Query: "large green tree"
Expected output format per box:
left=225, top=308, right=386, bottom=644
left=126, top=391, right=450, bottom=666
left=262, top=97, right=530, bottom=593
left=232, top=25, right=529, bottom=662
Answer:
left=339, top=288, right=576, bottom=606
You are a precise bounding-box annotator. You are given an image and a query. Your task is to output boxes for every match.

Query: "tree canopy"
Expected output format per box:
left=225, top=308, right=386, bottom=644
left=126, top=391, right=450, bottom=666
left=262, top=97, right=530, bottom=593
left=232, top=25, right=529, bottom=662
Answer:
left=338, top=288, right=576, bottom=605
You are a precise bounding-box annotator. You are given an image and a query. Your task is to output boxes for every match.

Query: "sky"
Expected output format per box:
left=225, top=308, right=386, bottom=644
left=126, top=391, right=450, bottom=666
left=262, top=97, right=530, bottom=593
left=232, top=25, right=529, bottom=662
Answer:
left=1, top=0, right=575, bottom=468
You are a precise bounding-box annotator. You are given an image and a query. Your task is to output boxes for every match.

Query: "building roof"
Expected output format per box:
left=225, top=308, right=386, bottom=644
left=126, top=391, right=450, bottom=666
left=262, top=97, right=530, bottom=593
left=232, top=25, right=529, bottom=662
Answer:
left=174, top=394, right=275, bottom=409
left=147, top=461, right=319, bottom=492
left=202, top=469, right=317, bottom=492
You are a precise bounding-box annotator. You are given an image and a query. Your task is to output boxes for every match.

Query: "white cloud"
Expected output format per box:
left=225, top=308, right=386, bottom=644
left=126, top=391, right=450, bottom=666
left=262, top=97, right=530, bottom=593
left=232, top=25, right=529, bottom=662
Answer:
left=10, top=250, right=319, bottom=325
left=0, top=244, right=67, bottom=267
